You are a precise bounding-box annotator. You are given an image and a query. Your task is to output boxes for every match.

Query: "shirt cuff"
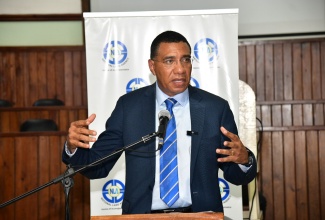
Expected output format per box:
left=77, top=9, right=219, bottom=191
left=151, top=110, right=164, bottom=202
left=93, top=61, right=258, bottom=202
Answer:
left=238, top=164, right=251, bottom=173
left=65, top=141, right=77, bottom=157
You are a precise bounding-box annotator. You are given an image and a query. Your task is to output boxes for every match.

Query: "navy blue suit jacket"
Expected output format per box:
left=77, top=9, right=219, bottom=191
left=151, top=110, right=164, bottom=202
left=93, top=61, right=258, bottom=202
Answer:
left=62, top=83, right=257, bottom=214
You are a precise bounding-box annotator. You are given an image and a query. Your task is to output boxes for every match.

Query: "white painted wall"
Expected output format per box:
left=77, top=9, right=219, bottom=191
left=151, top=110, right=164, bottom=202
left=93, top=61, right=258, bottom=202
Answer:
left=0, top=0, right=82, bottom=14
left=0, top=0, right=324, bottom=45
left=0, top=0, right=83, bottom=46
left=90, top=0, right=325, bottom=36
left=0, top=21, right=83, bottom=46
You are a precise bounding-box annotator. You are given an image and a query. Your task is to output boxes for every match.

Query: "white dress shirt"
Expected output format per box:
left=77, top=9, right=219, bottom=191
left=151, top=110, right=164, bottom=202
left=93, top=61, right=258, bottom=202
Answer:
left=151, top=84, right=192, bottom=210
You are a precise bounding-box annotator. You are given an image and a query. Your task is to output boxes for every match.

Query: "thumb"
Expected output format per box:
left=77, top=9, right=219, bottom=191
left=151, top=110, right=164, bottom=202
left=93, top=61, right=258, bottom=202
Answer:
left=86, top=113, right=96, bottom=125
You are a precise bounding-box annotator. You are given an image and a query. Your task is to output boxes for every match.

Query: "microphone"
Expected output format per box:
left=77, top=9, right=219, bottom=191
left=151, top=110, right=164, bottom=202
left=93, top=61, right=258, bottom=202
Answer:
left=157, top=110, right=171, bottom=150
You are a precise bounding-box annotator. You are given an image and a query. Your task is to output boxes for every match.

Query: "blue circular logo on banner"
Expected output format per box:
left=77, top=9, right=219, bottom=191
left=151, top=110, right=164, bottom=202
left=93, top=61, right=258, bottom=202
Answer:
left=190, top=77, right=200, bottom=88
left=194, top=38, right=218, bottom=62
left=218, top=178, right=230, bottom=202
left=103, top=41, right=128, bottom=65
left=102, top=179, right=125, bottom=203
left=126, top=78, right=148, bottom=93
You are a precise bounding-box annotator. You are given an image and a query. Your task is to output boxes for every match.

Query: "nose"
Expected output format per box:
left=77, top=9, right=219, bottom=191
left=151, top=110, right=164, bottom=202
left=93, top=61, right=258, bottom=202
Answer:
left=173, top=60, right=190, bottom=73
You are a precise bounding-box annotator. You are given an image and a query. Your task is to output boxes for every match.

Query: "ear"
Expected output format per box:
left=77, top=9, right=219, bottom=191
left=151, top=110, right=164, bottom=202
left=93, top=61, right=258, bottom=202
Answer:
left=148, top=59, right=156, bottom=76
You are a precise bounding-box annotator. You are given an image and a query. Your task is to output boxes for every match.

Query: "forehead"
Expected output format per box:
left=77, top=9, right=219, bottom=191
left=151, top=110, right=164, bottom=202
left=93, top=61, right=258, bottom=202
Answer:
left=156, top=42, right=191, bottom=57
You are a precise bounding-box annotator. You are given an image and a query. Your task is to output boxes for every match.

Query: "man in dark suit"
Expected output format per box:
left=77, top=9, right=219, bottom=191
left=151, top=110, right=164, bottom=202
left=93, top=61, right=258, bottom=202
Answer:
left=62, top=30, right=257, bottom=214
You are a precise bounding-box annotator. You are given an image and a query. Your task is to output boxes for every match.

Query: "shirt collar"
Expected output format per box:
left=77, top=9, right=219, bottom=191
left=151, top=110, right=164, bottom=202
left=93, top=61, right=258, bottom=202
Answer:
left=156, top=83, right=189, bottom=107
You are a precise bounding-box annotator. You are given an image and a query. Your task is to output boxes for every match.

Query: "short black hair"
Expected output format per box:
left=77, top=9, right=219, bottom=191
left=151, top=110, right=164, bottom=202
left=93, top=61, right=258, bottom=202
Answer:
left=150, top=30, right=191, bottom=59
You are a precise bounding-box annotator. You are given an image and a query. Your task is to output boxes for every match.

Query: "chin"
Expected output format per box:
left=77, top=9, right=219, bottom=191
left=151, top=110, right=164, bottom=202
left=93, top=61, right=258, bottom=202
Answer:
left=172, top=87, right=187, bottom=95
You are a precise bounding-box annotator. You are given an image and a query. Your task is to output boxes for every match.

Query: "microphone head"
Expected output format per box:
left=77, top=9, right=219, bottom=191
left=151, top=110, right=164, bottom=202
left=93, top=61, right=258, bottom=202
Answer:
left=158, top=110, right=171, bottom=119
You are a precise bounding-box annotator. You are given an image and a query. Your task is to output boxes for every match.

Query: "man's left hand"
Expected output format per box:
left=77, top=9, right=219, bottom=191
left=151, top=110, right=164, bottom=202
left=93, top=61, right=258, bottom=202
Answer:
left=216, top=126, right=248, bottom=164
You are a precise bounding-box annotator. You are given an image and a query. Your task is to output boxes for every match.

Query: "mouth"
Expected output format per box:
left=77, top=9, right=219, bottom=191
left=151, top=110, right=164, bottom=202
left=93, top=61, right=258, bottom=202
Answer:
left=171, top=79, right=187, bottom=88
left=172, top=78, right=186, bottom=83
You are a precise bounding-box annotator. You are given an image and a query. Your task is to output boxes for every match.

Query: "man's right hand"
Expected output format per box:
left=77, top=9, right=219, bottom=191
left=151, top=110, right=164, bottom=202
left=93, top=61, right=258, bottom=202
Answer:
left=67, top=113, right=97, bottom=153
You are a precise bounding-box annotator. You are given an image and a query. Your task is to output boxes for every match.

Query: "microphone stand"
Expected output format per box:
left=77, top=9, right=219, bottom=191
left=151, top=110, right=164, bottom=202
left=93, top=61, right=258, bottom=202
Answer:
left=0, top=132, right=160, bottom=220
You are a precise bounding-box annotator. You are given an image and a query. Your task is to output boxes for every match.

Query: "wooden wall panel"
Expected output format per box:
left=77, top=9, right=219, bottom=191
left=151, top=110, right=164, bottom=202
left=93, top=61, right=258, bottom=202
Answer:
left=319, top=41, right=325, bottom=99
left=260, top=131, right=273, bottom=219
left=306, top=131, right=320, bottom=219
left=283, top=131, right=296, bottom=220
left=0, top=107, right=87, bottom=132
left=302, top=43, right=312, bottom=100
left=274, top=44, right=283, bottom=101
left=0, top=47, right=87, bottom=107
left=15, top=136, right=39, bottom=219
left=55, top=52, right=66, bottom=104
left=283, top=43, right=292, bottom=101
left=311, top=42, right=321, bottom=99
left=238, top=46, right=247, bottom=83
left=46, top=52, right=56, bottom=99
left=295, top=131, right=308, bottom=220
left=72, top=51, right=83, bottom=106
left=239, top=38, right=325, bottom=220
left=272, top=131, right=285, bottom=219
left=265, top=44, right=274, bottom=101
left=293, top=43, right=303, bottom=100
left=0, top=137, right=15, bottom=220
left=64, top=51, right=74, bottom=106
left=0, top=134, right=90, bottom=220
left=246, top=45, right=256, bottom=92
left=256, top=45, right=265, bottom=102
left=319, top=131, right=325, bottom=220
left=81, top=51, right=88, bottom=106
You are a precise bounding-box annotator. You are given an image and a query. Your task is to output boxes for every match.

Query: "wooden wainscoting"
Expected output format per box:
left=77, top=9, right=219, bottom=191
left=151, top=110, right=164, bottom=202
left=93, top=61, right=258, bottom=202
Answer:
left=0, top=106, right=87, bottom=132
left=239, top=38, right=325, bottom=220
left=0, top=46, right=87, bottom=107
left=0, top=133, right=90, bottom=220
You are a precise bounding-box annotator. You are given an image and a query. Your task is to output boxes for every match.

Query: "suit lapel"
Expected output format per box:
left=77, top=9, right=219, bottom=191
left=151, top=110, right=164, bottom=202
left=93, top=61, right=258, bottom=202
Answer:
left=141, top=84, right=157, bottom=175
left=188, top=86, right=205, bottom=183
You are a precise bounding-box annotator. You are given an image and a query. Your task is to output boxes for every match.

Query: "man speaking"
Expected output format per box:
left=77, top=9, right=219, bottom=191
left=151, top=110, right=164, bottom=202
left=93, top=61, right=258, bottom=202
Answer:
left=62, top=30, right=257, bottom=214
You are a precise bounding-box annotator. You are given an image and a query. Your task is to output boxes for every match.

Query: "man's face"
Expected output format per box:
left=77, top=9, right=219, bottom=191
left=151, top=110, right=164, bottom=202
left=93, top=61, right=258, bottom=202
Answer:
left=148, top=42, right=192, bottom=97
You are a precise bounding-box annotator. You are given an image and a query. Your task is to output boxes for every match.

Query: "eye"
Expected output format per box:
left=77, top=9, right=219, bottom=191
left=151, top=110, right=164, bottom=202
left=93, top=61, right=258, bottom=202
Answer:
left=182, top=57, right=192, bottom=63
left=164, top=59, right=175, bottom=65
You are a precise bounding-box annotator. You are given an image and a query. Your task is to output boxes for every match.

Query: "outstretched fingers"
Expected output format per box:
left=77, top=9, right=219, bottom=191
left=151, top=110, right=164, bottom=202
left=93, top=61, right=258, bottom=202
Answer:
left=67, top=114, right=97, bottom=150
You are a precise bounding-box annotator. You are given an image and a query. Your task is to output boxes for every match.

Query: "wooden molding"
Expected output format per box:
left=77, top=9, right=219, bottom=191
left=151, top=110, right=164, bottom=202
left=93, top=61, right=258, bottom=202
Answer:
left=0, top=14, right=83, bottom=21
left=239, top=35, right=325, bottom=45
left=0, top=45, right=85, bottom=52
left=258, top=126, right=325, bottom=131
left=0, top=106, right=87, bottom=112
left=0, top=131, right=67, bottom=137
left=257, top=99, right=325, bottom=105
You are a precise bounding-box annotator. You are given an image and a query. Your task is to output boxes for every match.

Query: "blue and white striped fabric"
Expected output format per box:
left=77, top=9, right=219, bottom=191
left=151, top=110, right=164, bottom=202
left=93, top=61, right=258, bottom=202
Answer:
left=160, top=98, right=179, bottom=207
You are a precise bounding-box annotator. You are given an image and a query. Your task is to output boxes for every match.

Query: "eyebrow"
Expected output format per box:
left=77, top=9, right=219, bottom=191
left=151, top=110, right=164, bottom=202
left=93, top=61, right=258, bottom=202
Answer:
left=163, top=55, right=191, bottom=60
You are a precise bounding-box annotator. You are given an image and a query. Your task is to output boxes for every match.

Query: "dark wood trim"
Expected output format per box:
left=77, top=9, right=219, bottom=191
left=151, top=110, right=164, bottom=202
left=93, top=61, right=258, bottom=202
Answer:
left=81, top=0, right=91, bottom=12
left=258, top=126, right=325, bottom=132
left=239, top=37, right=325, bottom=46
left=239, top=31, right=325, bottom=40
left=257, top=99, right=325, bottom=105
left=80, top=0, right=90, bottom=46
left=0, top=46, right=85, bottom=52
left=0, top=131, right=67, bottom=137
left=0, top=106, right=87, bottom=111
left=0, top=14, right=83, bottom=21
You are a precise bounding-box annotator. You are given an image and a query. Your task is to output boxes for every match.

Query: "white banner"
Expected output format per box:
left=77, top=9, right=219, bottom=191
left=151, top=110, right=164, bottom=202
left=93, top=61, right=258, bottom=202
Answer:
left=84, top=9, right=241, bottom=219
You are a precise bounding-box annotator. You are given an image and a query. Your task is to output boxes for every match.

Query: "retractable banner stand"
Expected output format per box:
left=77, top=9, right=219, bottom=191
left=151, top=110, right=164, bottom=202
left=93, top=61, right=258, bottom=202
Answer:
left=84, top=9, right=241, bottom=219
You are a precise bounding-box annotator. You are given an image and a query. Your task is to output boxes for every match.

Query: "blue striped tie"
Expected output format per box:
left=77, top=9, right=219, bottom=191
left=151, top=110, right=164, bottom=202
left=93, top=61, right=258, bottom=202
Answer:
left=160, top=98, right=179, bottom=207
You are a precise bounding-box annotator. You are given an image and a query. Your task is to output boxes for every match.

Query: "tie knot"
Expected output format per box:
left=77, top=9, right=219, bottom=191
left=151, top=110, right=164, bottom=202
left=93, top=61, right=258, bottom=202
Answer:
left=165, top=98, right=177, bottom=112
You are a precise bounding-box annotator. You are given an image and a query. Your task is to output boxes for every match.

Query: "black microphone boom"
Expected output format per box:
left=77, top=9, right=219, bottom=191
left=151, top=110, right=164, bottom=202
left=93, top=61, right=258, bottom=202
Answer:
left=157, top=110, right=171, bottom=150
